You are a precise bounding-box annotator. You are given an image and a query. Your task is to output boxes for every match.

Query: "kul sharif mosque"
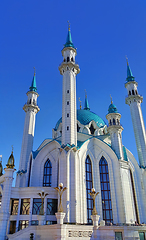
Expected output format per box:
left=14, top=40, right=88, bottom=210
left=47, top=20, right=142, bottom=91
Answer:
left=0, top=24, right=146, bottom=240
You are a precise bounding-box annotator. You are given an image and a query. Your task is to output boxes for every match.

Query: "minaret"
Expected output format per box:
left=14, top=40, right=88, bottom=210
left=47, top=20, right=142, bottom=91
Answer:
left=106, top=97, right=124, bottom=160
left=19, top=70, right=40, bottom=174
left=125, top=60, right=146, bottom=167
left=0, top=150, right=15, bottom=240
left=59, top=23, right=80, bottom=146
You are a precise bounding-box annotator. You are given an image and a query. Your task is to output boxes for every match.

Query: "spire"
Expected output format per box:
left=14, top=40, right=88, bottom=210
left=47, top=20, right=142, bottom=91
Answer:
left=108, top=96, right=118, bottom=113
left=29, top=67, right=37, bottom=92
left=84, top=90, right=90, bottom=110
left=126, top=57, right=135, bottom=82
left=64, top=21, right=75, bottom=49
left=6, top=147, right=15, bottom=169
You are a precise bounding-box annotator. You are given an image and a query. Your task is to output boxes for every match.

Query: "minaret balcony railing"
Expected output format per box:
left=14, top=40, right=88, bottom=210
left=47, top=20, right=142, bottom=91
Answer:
left=107, top=123, right=123, bottom=128
left=125, top=94, right=143, bottom=98
left=59, top=61, right=79, bottom=67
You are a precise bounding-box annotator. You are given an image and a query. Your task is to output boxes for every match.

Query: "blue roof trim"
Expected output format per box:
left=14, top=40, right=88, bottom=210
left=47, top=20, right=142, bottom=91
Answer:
left=123, top=146, right=128, bottom=161
left=54, top=109, right=105, bottom=130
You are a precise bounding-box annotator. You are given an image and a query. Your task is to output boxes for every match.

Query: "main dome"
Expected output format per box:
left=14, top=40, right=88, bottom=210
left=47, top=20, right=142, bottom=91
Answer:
left=54, top=109, right=106, bottom=130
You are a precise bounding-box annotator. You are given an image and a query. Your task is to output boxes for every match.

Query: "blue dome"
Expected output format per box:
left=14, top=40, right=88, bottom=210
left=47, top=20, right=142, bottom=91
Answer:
left=108, top=103, right=118, bottom=113
left=54, top=109, right=105, bottom=130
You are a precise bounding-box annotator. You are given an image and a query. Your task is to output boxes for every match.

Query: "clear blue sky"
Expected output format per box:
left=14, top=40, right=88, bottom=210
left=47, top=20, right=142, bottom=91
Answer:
left=1, top=0, right=146, bottom=178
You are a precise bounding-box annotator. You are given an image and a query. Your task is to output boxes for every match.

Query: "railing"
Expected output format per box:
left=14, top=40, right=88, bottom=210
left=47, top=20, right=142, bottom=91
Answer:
left=125, top=94, right=143, bottom=98
left=59, top=61, right=79, bottom=67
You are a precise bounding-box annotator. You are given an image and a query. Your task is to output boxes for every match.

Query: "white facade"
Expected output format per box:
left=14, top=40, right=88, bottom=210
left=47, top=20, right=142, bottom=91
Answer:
left=0, top=30, right=146, bottom=240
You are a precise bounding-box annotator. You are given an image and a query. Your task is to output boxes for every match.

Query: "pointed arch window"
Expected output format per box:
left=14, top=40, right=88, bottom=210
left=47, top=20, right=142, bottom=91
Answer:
left=43, top=159, right=52, bottom=187
left=85, top=156, right=93, bottom=223
left=130, top=170, right=139, bottom=223
left=99, top=157, right=113, bottom=223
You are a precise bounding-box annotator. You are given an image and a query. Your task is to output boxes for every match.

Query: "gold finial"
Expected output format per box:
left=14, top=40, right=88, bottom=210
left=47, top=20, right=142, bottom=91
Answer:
left=110, top=95, right=113, bottom=104
left=84, top=89, right=87, bottom=98
left=67, top=20, right=70, bottom=31
left=79, top=97, right=82, bottom=109
left=11, top=145, right=14, bottom=153
left=126, top=56, right=129, bottom=66
left=33, top=67, right=36, bottom=76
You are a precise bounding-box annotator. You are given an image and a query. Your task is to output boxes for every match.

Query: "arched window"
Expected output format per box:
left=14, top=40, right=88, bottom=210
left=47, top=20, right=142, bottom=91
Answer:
left=43, top=159, right=52, bottom=187
left=132, top=89, right=135, bottom=95
left=110, top=119, right=112, bottom=126
left=113, top=118, right=116, bottom=125
left=85, top=156, right=93, bottom=223
left=67, top=57, right=70, bottom=62
left=99, top=157, right=113, bottom=223
left=129, top=91, right=131, bottom=95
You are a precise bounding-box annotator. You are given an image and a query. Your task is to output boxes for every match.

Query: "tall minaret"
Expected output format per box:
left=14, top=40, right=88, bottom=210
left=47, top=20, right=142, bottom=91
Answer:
left=19, top=70, right=40, bottom=174
left=59, top=23, right=80, bottom=146
left=125, top=60, right=146, bottom=167
left=106, top=98, right=124, bottom=160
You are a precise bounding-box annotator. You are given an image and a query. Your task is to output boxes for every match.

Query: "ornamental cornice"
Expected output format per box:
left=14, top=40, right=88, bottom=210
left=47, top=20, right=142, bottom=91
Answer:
left=61, top=46, right=77, bottom=55
left=125, top=95, right=143, bottom=105
left=125, top=80, right=138, bottom=88
left=59, top=62, right=80, bottom=75
left=23, top=104, right=40, bottom=113
left=107, top=125, right=123, bottom=133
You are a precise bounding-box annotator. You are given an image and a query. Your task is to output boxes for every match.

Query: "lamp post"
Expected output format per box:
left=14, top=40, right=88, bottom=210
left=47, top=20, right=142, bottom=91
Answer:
left=89, top=188, right=99, bottom=215
left=54, top=183, right=67, bottom=224
left=37, top=190, right=48, bottom=225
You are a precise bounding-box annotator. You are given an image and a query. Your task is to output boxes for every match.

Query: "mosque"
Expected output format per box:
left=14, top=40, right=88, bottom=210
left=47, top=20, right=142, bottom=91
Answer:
left=0, top=25, right=146, bottom=240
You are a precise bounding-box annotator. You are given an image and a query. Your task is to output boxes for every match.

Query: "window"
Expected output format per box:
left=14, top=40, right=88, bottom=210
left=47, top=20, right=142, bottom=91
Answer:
left=129, top=91, right=131, bottom=95
left=139, top=232, right=145, bottom=240
left=31, top=220, right=38, bottom=225
left=85, top=156, right=93, bottom=223
left=67, top=113, right=69, bottom=117
left=20, top=199, right=30, bottom=215
left=18, top=220, right=29, bottom=231
left=11, top=199, right=19, bottom=215
left=47, top=199, right=58, bottom=215
left=110, top=119, right=112, bottom=125
left=99, top=157, right=113, bottom=223
left=46, top=220, right=57, bottom=225
left=89, top=124, right=95, bottom=135
left=32, top=198, right=42, bottom=215
left=67, top=101, right=69, bottom=105
left=67, top=90, right=69, bottom=93
left=67, top=126, right=69, bottom=130
left=77, top=124, right=80, bottom=132
left=64, top=58, right=66, bottom=62
left=115, top=232, right=123, bottom=240
left=9, top=221, right=16, bottom=234
left=135, top=90, right=138, bottom=95
left=71, top=57, right=74, bottom=61
left=43, top=159, right=52, bottom=187
left=67, top=57, right=70, bottom=62
left=113, top=118, right=116, bottom=125
left=132, top=89, right=135, bottom=95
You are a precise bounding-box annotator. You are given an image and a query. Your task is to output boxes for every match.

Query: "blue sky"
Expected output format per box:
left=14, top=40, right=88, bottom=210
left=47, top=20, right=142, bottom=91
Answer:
left=1, top=0, right=146, bottom=178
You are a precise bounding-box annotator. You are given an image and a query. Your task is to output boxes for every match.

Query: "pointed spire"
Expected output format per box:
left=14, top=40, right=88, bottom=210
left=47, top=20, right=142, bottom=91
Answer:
left=6, top=146, right=15, bottom=169
left=126, top=57, right=135, bottom=82
left=29, top=67, right=37, bottom=92
left=84, top=90, right=90, bottom=110
left=64, top=21, right=75, bottom=49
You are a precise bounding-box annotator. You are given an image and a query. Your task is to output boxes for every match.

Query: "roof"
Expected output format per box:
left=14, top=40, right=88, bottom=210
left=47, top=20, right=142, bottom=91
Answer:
left=108, top=103, right=118, bottom=113
left=54, top=109, right=105, bottom=130
left=29, top=75, right=37, bottom=92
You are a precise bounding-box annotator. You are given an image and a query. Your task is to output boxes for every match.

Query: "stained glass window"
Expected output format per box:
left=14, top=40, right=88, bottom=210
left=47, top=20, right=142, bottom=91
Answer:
left=85, top=156, right=93, bottom=223
left=47, top=199, right=58, bottom=215
left=11, top=199, right=19, bottom=215
left=43, top=159, right=52, bottom=187
left=18, top=220, right=29, bottom=230
left=20, top=199, right=30, bottom=215
left=32, top=198, right=42, bottom=215
left=99, top=157, right=113, bottom=223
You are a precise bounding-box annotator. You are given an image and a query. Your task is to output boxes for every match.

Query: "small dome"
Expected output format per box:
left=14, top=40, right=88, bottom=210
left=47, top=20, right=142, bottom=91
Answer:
left=55, top=109, right=105, bottom=130
left=6, top=151, right=15, bottom=169
left=108, top=103, right=118, bottom=114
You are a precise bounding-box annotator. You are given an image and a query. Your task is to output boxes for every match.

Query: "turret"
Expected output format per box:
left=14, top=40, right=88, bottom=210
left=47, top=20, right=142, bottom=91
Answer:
left=59, top=23, right=80, bottom=146
left=106, top=98, right=124, bottom=160
left=17, top=70, right=40, bottom=187
left=0, top=150, right=15, bottom=240
left=125, top=60, right=146, bottom=167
